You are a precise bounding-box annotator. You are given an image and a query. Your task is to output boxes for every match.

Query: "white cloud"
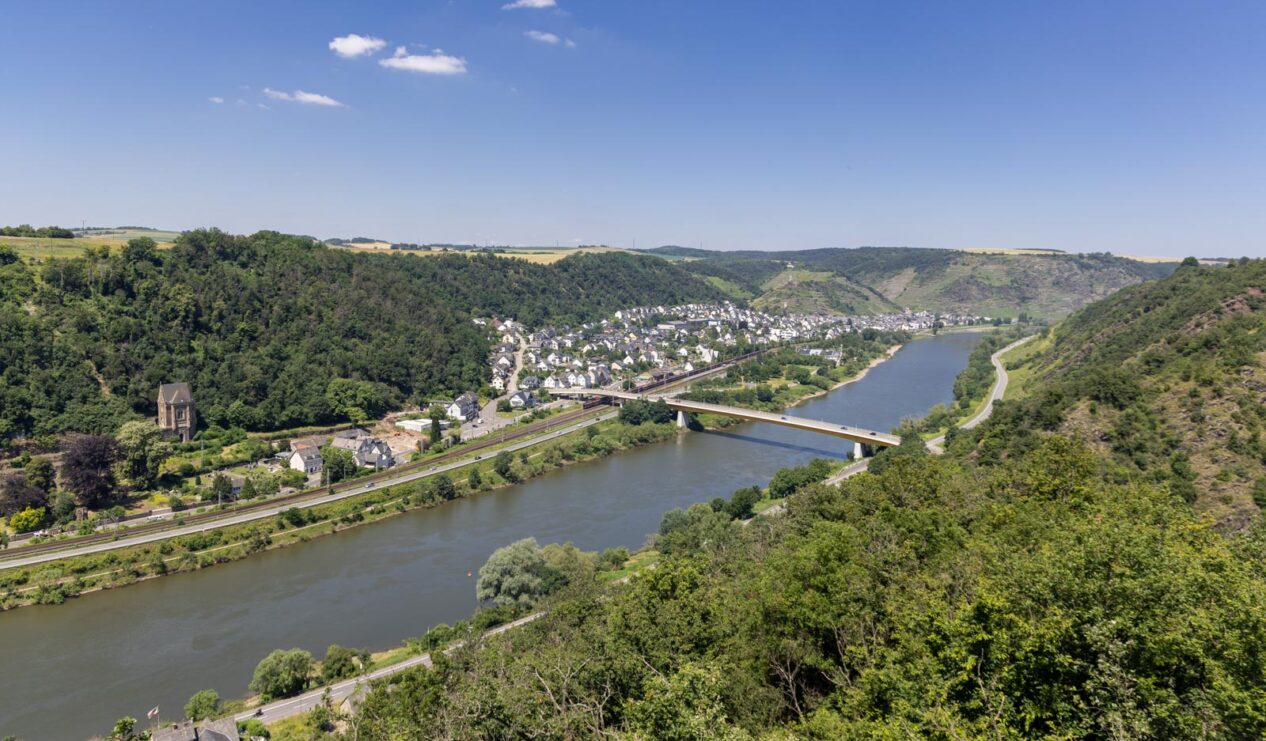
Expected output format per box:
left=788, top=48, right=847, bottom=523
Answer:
left=565, top=38, right=577, bottom=48
left=503, top=0, right=556, bottom=8
left=208, top=96, right=224, bottom=104
left=263, top=88, right=345, bottom=107
left=329, top=33, right=387, bottom=58
left=524, top=30, right=560, bottom=44
left=378, top=47, right=467, bottom=75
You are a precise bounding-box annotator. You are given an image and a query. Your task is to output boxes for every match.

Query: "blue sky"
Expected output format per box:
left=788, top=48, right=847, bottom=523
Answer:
left=2, top=1, right=1264, bottom=256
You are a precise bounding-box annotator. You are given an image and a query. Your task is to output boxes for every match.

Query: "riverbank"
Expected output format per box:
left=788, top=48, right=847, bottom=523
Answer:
left=1, top=342, right=909, bottom=611
left=0, top=415, right=680, bottom=611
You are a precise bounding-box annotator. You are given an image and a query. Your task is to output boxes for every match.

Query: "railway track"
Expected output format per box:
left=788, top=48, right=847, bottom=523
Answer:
left=0, top=349, right=769, bottom=564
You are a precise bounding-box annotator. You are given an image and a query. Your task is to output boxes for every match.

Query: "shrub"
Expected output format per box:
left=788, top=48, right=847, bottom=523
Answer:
left=249, top=648, right=313, bottom=701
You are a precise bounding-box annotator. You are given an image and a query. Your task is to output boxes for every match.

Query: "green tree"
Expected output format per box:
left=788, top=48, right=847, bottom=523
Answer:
left=249, top=648, right=313, bottom=702
left=9, top=506, right=48, bottom=533
left=115, top=420, right=173, bottom=490
left=23, top=457, right=55, bottom=492
left=493, top=450, right=515, bottom=481
left=184, top=688, right=220, bottom=721
left=107, top=716, right=141, bottom=740
left=476, top=537, right=547, bottom=607
left=432, top=473, right=456, bottom=501
left=321, top=644, right=369, bottom=683
left=724, top=486, right=761, bottom=519
left=326, top=378, right=388, bottom=424
left=429, top=406, right=444, bottom=446
left=210, top=473, right=234, bottom=503
left=321, top=446, right=358, bottom=484
left=468, top=467, right=483, bottom=489
left=624, top=662, right=750, bottom=741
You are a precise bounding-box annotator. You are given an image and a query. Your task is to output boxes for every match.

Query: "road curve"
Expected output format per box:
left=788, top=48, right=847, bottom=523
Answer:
left=926, top=335, right=1033, bottom=454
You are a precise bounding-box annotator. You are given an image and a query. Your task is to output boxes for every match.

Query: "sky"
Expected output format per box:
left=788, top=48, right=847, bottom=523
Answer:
left=2, top=0, right=1264, bottom=256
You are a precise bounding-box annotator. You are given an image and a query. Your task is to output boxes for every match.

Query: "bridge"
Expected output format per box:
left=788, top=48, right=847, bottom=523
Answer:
left=552, top=388, right=901, bottom=458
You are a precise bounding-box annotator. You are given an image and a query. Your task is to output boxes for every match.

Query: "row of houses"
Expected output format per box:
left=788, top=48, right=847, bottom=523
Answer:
left=286, top=428, right=397, bottom=477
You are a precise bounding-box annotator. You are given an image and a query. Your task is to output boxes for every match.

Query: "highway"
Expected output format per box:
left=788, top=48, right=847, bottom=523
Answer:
left=0, top=413, right=616, bottom=571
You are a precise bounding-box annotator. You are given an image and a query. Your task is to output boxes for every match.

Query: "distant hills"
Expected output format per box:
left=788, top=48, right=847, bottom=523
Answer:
left=645, top=245, right=1181, bottom=318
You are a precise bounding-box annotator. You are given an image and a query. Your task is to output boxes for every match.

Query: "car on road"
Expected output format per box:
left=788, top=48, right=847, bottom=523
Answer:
left=365, top=482, right=375, bottom=489
left=781, top=416, right=787, bottom=420
left=430, top=466, right=438, bottom=471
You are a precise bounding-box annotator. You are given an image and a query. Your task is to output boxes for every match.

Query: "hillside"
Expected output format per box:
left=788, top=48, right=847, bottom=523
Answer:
left=343, top=442, right=1266, bottom=738
left=650, top=245, right=1178, bottom=318
left=960, top=257, right=1266, bottom=527
left=0, top=230, right=723, bottom=441
left=324, top=264, right=1266, bottom=739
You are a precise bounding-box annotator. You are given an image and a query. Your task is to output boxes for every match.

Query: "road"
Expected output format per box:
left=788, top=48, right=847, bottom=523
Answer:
left=926, top=335, right=1033, bottom=454
left=233, top=612, right=545, bottom=726
left=0, top=413, right=616, bottom=572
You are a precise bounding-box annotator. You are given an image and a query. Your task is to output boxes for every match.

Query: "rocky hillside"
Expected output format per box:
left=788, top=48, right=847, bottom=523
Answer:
left=650, top=246, right=1178, bottom=318
left=961, top=258, right=1266, bottom=527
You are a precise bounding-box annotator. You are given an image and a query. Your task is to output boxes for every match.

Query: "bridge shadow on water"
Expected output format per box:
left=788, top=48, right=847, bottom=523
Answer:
left=699, top=429, right=848, bottom=460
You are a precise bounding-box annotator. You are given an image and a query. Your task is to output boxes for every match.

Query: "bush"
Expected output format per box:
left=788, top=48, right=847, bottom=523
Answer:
left=724, top=486, right=762, bottom=519
left=9, top=506, right=48, bottom=533
left=321, top=644, right=369, bottom=683
left=249, top=648, right=313, bottom=701
left=184, top=688, right=220, bottom=721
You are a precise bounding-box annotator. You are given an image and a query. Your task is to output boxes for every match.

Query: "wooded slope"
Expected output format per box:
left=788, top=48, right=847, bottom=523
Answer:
left=0, top=230, right=723, bottom=440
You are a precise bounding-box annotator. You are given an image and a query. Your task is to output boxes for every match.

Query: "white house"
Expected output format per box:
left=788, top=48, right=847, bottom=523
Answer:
left=446, top=392, right=480, bottom=421
left=289, top=448, right=323, bottom=475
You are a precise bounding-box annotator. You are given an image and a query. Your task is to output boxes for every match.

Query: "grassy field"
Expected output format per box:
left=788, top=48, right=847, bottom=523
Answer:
left=962, top=247, right=1067, bottom=256
left=2, top=230, right=180, bottom=261
left=332, top=245, right=634, bottom=265
left=77, top=228, right=181, bottom=242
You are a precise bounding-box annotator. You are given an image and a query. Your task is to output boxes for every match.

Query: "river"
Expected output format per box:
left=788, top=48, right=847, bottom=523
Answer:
left=0, top=331, right=984, bottom=740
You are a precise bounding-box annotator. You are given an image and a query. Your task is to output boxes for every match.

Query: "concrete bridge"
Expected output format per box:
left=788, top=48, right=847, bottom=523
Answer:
left=552, top=388, right=901, bottom=459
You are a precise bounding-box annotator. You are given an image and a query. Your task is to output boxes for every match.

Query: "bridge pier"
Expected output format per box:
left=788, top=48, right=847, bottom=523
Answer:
left=677, top=410, right=690, bottom=429
left=851, top=442, right=876, bottom=460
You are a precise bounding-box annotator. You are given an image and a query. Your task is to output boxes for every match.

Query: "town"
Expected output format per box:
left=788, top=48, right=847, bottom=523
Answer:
left=154, top=304, right=993, bottom=506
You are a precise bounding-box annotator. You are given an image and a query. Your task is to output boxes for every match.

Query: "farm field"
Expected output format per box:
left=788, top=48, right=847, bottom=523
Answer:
left=1, top=228, right=180, bottom=261
left=334, top=244, right=634, bottom=264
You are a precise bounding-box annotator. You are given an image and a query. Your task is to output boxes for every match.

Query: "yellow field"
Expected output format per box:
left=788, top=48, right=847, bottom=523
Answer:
left=337, top=245, right=632, bottom=264
left=963, top=246, right=1186, bottom=264
left=1, top=236, right=124, bottom=261
left=2, top=230, right=181, bottom=262
left=962, top=247, right=1067, bottom=256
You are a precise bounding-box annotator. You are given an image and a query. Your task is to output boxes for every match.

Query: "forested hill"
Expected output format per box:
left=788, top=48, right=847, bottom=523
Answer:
left=340, top=260, right=1266, bottom=739
left=0, top=230, right=723, bottom=439
left=649, top=245, right=1178, bottom=318
left=959, top=257, right=1266, bottom=527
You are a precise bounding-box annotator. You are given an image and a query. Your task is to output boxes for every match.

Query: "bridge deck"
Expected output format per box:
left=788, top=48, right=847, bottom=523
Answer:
left=553, top=389, right=900, bottom=447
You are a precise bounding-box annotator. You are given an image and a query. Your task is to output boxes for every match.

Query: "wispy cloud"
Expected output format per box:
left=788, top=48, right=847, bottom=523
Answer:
left=565, top=38, right=577, bottom=48
left=329, top=33, right=387, bottom=58
left=378, top=46, right=468, bottom=75
left=524, top=30, right=560, bottom=44
left=208, top=96, right=224, bottom=104
left=263, top=88, right=345, bottom=107
left=503, top=0, right=556, bottom=8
